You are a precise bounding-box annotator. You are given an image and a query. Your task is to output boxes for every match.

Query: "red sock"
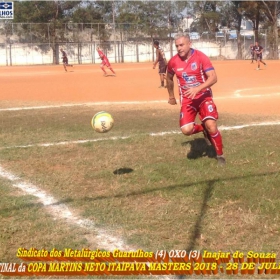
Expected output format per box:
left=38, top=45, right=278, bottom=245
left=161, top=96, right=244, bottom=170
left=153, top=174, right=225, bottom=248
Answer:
left=192, top=124, right=204, bottom=134
left=209, top=130, right=223, bottom=156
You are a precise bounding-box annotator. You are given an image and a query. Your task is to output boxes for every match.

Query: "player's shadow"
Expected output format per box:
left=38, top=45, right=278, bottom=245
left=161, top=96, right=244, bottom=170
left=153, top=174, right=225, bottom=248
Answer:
left=182, top=138, right=216, bottom=159
left=113, top=167, right=134, bottom=175
left=177, top=181, right=215, bottom=279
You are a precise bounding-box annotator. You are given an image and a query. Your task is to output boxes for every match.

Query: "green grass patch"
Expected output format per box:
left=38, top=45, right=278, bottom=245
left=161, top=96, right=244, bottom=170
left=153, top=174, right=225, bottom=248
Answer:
left=0, top=103, right=280, bottom=278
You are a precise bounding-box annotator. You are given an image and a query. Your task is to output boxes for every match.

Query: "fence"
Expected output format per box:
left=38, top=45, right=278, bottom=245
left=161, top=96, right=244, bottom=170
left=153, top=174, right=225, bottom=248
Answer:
left=0, top=22, right=276, bottom=66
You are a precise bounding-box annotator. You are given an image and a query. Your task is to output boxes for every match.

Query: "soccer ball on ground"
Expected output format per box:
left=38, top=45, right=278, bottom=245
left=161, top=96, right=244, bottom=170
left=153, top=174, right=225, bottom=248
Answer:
left=91, top=111, right=114, bottom=133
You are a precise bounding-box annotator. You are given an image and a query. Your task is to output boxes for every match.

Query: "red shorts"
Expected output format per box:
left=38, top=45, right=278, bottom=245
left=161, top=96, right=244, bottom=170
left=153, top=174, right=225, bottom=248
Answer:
left=100, top=57, right=111, bottom=67
left=180, top=92, right=218, bottom=128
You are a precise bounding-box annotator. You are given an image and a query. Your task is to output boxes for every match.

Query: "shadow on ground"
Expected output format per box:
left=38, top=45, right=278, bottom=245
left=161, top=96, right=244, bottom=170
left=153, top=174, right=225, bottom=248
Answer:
left=113, top=167, right=134, bottom=175
left=182, top=138, right=217, bottom=159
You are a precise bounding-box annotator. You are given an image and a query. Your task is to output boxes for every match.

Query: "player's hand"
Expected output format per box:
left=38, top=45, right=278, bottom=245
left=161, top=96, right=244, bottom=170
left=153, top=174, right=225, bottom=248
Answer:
left=184, top=87, right=200, bottom=99
left=168, top=97, right=177, bottom=105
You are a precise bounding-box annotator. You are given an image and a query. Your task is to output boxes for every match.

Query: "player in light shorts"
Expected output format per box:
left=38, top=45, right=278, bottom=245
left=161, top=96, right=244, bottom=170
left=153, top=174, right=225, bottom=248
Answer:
left=166, top=32, right=225, bottom=165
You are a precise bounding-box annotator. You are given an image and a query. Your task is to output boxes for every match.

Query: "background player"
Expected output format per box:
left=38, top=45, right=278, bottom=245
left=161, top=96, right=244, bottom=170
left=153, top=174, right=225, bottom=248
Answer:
left=97, top=46, right=116, bottom=77
left=254, top=42, right=267, bottom=70
left=249, top=44, right=256, bottom=63
left=166, top=32, right=225, bottom=165
left=153, top=40, right=167, bottom=88
left=60, top=48, right=73, bottom=72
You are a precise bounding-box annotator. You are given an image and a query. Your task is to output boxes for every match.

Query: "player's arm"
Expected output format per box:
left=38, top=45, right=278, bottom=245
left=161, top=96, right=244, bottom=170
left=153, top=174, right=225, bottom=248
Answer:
left=166, top=71, right=177, bottom=105
left=184, top=69, right=217, bottom=99
left=153, top=49, right=159, bottom=69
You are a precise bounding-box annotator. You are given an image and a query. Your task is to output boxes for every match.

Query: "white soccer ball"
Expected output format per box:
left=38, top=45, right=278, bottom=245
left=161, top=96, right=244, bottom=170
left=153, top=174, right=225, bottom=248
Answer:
left=91, top=111, right=114, bottom=133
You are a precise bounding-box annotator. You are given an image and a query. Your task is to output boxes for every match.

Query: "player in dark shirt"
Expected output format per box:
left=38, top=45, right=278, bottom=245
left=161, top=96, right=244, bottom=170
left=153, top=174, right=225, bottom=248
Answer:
left=153, top=40, right=167, bottom=88
left=249, top=44, right=256, bottom=63
left=60, top=48, right=73, bottom=72
left=254, top=42, right=267, bottom=70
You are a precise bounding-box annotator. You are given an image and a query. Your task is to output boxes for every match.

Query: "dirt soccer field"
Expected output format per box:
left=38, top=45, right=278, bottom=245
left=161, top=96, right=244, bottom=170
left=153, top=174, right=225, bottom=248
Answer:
left=0, top=60, right=280, bottom=116
left=0, top=59, right=280, bottom=278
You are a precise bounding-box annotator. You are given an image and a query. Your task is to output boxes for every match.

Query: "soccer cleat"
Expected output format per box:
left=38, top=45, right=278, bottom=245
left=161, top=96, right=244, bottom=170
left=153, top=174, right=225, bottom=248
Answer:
left=158, top=85, right=165, bottom=88
left=217, top=155, right=226, bottom=166
left=256, top=68, right=260, bottom=70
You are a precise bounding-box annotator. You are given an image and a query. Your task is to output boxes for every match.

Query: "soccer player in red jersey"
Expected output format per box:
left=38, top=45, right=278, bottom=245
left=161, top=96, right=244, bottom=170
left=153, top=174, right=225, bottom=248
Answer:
left=166, top=32, right=225, bottom=165
left=97, top=47, right=116, bottom=76
left=254, top=42, right=267, bottom=70
left=60, top=48, right=73, bottom=72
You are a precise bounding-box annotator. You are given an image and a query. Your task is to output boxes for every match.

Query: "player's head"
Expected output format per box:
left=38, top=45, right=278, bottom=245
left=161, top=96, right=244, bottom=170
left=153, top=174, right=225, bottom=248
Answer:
left=255, top=42, right=259, bottom=46
left=153, top=40, right=159, bottom=48
left=60, top=48, right=63, bottom=52
left=174, top=32, right=191, bottom=59
left=97, top=46, right=104, bottom=58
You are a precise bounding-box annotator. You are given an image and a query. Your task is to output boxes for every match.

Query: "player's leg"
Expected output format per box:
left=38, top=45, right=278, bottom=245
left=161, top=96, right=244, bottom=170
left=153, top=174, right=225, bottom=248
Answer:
left=256, top=56, right=261, bottom=70
left=100, top=64, right=107, bottom=76
left=109, top=66, right=116, bottom=75
left=180, top=102, right=202, bottom=136
left=158, top=62, right=166, bottom=88
left=65, top=58, right=72, bottom=68
left=200, top=98, right=225, bottom=164
left=63, top=62, right=67, bottom=72
left=260, top=58, right=267, bottom=66
left=159, top=73, right=165, bottom=88
left=105, top=61, right=115, bottom=75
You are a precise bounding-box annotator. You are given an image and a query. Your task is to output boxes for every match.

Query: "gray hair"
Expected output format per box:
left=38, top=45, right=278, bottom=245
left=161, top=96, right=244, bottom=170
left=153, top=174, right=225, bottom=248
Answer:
left=173, top=32, right=190, bottom=41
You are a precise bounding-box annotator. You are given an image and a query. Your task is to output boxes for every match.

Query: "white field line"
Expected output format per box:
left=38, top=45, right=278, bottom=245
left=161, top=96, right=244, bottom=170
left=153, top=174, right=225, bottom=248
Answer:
left=0, top=101, right=168, bottom=112
left=234, top=86, right=280, bottom=93
left=0, top=165, right=133, bottom=252
left=1, top=90, right=280, bottom=112
left=1, top=121, right=280, bottom=150
left=0, top=120, right=280, bottom=257
left=0, top=136, right=130, bottom=150
left=233, top=92, right=280, bottom=98
left=150, top=121, right=280, bottom=134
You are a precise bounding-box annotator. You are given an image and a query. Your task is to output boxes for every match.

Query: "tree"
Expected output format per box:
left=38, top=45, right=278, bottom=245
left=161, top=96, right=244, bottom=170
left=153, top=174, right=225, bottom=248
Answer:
left=261, top=1, right=280, bottom=59
left=230, top=1, right=243, bottom=59
left=189, top=1, right=221, bottom=33
left=238, top=1, right=266, bottom=42
left=13, top=1, right=81, bottom=64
